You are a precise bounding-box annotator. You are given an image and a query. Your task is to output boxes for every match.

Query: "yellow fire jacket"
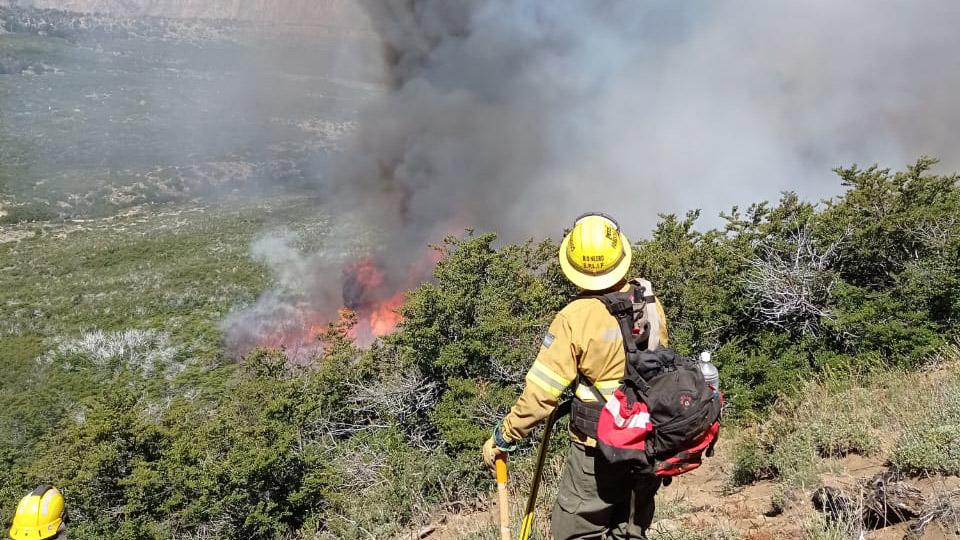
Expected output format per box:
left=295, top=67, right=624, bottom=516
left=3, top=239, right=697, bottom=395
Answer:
left=501, top=281, right=668, bottom=446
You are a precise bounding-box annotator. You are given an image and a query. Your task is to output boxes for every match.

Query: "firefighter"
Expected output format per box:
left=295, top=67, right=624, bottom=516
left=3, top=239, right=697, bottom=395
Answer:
left=8, top=485, right=67, bottom=540
left=482, top=213, right=668, bottom=539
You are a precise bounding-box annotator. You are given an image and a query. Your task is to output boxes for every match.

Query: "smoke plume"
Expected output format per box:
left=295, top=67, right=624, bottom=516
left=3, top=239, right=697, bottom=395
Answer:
left=341, top=0, right=960, bottom=241
left=225, top=0, right=960, bottom=354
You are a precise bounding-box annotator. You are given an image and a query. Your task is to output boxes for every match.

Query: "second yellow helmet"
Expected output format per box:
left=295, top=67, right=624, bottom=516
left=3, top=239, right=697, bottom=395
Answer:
left=9, top=485, right=65, bottom=540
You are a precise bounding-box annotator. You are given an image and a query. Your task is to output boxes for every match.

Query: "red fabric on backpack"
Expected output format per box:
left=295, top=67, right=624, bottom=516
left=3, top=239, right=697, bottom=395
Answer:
left=596, top=382, right=723, bottom=475
left=595, top=388, right=653, bottom=460
left=653, top=418, right=721, bottom=477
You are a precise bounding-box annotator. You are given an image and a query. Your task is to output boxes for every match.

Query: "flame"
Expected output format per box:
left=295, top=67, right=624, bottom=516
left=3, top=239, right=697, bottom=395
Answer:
left=342, top=256, right=409, bottom=342
left=249, top=216, right=462, bottom=358
left=245, top=304, right=329, bottom=360
left=339, top=241, right=451, bottom=342
left=369, top=291, right=404, bottom=337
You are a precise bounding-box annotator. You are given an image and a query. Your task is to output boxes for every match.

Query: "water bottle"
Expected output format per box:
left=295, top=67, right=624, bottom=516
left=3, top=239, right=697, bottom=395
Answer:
left=699, top=351, right=720, bottom=392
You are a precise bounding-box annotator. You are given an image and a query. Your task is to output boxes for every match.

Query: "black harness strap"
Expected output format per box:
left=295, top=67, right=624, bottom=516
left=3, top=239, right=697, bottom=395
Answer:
left=570, top=283, right=656, bottom=437
left=570, top=372, right=606, bottom=438
left=593, top=287, right=651, bottom=395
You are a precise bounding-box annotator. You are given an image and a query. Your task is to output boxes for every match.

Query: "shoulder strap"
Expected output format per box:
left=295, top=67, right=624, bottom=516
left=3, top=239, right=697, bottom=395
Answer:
left=580, top=280, right=665, bottom=396
left=585, top=288, right=650, bottom=394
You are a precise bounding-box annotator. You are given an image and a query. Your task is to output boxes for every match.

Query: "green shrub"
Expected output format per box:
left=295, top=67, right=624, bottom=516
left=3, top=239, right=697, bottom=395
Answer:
left=729, top=431, right=778, bottom=487
left=892, top=423, right=960, bottom=476
left=0, top=203, right=58, bottom=223
left=731, top=354, right=960, bottom=495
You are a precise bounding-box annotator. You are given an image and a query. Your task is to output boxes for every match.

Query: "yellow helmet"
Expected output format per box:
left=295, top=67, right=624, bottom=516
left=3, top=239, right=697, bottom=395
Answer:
left=9, top=485, right=65, bottom=540
left=559, top=213, right=632, bottom=291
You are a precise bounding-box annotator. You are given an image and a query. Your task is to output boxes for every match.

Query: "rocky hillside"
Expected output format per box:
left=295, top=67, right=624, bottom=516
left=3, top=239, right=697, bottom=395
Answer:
left=401, top=358, right=960, bottom=540
left=1, top=0, right=368, bottom=26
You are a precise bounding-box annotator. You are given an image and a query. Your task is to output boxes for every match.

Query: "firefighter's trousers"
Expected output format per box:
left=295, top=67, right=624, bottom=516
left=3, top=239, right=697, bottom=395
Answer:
left=551, top=443, right=662, bottom=539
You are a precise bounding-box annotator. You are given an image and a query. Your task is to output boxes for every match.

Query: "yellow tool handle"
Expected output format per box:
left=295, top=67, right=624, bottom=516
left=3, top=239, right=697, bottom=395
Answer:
left=495, top=456, right=510, bottom=540
left=495, top=455, right=508, bottom=484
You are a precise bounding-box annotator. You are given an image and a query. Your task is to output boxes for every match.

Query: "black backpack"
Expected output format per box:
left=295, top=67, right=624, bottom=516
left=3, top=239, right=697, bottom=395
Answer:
left=583, top=280, right=722, bottom=476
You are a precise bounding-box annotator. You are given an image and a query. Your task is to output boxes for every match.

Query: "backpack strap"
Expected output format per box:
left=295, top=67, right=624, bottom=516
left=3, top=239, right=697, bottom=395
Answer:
left=587, top=288, right=652, bottom=395
left=583, top=280, right=662, bottom=351
left=577, top=280, right=664, bottom=403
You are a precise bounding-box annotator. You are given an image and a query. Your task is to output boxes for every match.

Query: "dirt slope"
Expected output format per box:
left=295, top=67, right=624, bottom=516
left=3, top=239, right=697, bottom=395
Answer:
left=398, top=453, right=959, bottom=540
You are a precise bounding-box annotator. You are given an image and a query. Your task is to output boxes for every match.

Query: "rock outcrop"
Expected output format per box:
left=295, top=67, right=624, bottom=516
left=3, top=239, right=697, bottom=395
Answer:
left=1, top=0, right=368, bottom=26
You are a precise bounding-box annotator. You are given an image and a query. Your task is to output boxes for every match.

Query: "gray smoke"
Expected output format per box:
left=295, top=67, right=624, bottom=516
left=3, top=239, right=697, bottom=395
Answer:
left=225, top=0, right=960, bottom=354
left=339, top=0, right=960, bottom=246
left=223, top=230, right=347, bottom=358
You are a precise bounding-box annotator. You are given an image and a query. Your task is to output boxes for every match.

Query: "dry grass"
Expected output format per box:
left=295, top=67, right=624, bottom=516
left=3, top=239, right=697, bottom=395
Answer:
left=647, top=521, right=741, bottom=540
left=730, top=345, right=960, bottom=492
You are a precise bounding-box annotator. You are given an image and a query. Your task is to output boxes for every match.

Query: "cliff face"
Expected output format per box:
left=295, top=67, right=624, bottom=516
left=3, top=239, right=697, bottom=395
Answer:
left=2, top=0, right=367, bottom=25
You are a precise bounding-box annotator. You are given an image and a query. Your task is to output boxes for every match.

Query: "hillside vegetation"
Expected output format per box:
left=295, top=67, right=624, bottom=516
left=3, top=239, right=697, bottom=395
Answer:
left=0, top=12, right=375, bottom=224
left=2, top=159, right=958, bottom=538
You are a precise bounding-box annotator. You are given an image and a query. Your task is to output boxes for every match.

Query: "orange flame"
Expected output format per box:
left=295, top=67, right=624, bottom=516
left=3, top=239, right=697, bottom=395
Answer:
left=369, top=291, right=405, bottom=337
left=252, top=227, right=454, bottom=358
left=341, top=256, right=409, bottom=342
